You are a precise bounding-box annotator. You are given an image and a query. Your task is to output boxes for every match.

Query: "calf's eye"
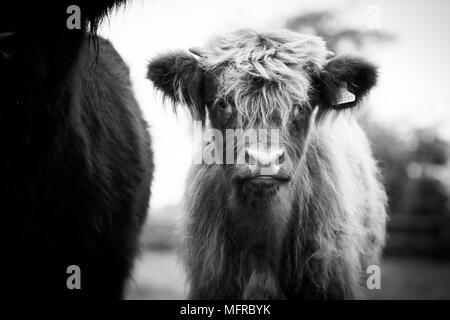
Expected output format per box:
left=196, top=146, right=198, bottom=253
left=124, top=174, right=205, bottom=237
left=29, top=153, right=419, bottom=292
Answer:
left=219, top=103, right=230, bottom=112
left=293, top=105, right=307, bottom=119
left=217, top=102, right=232, bottom=115
left=214, top=101, right=233, bottom=125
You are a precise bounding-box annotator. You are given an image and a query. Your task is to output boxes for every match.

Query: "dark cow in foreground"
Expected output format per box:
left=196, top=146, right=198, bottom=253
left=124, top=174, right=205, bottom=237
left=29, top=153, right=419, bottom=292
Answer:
left=1, top=1, right=153, bottom=298
left=148, top=29, right=387, bottom=299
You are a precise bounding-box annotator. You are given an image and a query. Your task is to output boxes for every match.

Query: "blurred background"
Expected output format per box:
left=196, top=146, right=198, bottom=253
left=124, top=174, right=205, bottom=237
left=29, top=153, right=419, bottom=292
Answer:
left=98, top=0, right=450, bottom=299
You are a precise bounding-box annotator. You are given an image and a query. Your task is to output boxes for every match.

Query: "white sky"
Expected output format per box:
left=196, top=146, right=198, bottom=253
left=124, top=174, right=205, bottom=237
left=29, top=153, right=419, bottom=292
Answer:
left=99, top=0, right=450, bottom=211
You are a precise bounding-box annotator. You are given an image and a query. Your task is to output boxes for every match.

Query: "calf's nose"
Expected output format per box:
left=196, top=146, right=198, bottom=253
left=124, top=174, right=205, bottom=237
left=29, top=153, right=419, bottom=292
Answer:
left=245, top=147, right=285, bottom=175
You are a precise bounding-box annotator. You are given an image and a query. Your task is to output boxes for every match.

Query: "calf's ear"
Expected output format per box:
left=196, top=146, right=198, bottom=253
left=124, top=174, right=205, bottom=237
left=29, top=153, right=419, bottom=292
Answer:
left=314, top=56, right=378, bottom=111
left=147, top=51, right=205, bottom=122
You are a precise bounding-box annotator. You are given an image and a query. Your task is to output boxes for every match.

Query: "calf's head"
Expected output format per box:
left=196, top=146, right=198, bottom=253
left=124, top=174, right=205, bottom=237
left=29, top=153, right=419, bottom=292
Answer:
left=147, top=29, right=377, bottom=204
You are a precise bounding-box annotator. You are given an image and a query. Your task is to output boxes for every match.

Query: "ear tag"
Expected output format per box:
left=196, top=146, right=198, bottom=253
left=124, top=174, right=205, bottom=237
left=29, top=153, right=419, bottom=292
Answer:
left=333, top=83, right=355, bottom=106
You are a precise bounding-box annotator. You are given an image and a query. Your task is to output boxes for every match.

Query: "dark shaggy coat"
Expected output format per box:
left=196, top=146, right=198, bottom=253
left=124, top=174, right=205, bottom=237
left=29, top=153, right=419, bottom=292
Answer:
left=1, top=1, right=153, bottom=298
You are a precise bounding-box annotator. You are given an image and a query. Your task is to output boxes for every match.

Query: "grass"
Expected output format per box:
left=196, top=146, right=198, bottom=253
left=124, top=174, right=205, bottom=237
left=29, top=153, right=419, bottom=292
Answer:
left=365, top=256, right=450, bottom=300
left=126, top=250, right=450, bottom=300
left=126, top=251, right=187, bottom=300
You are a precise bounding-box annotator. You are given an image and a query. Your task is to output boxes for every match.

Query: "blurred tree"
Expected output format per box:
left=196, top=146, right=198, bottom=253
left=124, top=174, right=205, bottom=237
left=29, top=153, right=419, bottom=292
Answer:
left=285, top=10, right=450, bottom=218
left=365, top=123, right=450, bottom=216
left=405, top=130, right=450, bottom=216
left=412, top=129, right=449, bottom=165
left=285, top=10, right=394, bottom=52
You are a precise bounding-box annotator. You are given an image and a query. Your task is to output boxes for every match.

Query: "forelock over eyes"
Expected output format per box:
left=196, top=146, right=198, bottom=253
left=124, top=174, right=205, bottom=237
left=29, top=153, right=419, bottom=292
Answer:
left=196, top=29, right=328, bottom=127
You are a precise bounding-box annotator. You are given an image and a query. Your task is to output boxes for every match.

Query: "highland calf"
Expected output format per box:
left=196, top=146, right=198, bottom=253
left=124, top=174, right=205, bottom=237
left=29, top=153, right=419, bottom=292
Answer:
left=147, top=29, right=387, bottom=299
left=1, top=1, right=153, bottom=298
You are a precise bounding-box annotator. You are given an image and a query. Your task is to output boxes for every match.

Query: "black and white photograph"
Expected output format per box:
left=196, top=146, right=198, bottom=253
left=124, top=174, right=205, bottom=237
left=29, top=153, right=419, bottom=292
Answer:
left=1, top=0, right=450, bottom=307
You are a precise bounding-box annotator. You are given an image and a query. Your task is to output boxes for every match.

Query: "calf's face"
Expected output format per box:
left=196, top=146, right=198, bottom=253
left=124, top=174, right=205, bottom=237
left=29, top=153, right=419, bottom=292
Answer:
left=147, top=30, right=377, bottom=204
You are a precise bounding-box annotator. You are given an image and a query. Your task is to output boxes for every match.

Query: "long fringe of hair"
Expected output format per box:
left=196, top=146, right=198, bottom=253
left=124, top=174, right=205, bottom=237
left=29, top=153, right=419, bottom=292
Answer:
left=197, top=29, right=329, bottom=127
